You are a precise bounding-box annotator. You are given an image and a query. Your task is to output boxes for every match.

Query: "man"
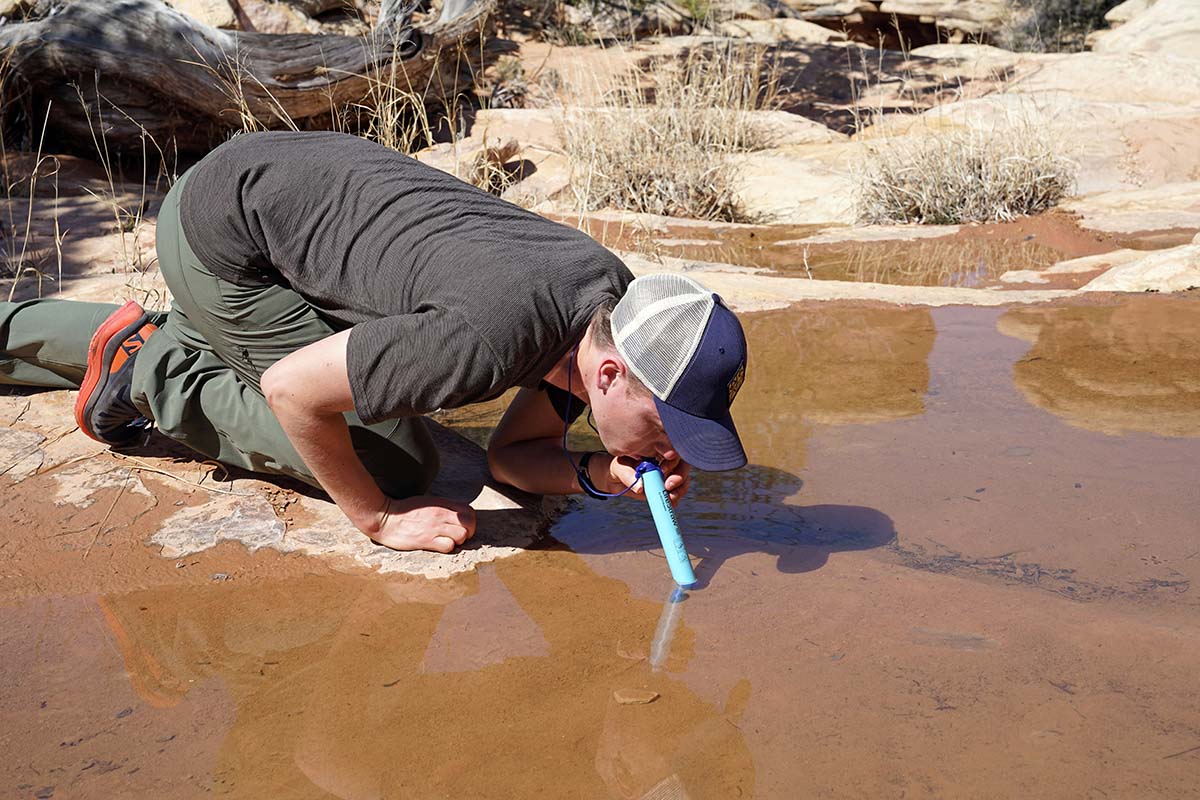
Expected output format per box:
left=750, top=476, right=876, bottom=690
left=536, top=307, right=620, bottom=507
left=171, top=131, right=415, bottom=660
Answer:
left=1, top=131, right=748, bottom=552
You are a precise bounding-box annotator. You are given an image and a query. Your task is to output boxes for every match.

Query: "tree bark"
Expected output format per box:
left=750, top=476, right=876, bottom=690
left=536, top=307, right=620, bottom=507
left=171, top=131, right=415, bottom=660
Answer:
left=0, top=0, right=495, bottom=153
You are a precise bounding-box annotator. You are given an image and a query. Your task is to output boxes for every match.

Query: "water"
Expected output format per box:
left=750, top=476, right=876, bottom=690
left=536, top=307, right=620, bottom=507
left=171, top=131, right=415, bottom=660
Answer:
left=4, top=295, right=1200, bottom=797
left=559, top=213, right=1193, bottom=288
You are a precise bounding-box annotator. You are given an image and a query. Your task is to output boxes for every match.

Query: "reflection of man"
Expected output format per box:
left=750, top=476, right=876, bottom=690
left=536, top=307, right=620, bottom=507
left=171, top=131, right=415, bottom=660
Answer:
left=0, top=132, right=750, bottom=552
left=97, top=553, right=755, bottom=798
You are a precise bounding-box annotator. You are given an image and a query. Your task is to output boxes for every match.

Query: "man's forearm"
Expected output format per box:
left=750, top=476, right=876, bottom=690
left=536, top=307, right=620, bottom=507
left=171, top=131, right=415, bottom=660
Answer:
left=488, top=439, right=610, bottom=496
left=269, top=400, right=388, bottom=535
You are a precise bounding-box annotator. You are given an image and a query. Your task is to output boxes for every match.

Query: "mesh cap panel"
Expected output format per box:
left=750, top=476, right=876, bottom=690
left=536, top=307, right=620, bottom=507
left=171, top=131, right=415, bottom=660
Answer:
left=613, top=275, right=715, bottom=399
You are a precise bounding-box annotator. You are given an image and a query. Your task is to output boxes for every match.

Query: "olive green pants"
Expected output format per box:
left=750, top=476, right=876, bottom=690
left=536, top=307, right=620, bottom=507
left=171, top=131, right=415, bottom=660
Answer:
left=0, top=171, right=439, bottom=497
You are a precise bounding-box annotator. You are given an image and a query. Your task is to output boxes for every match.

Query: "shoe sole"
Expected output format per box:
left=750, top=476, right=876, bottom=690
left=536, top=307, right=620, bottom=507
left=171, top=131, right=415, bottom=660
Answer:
left=74, top=301, right=149, bottom=443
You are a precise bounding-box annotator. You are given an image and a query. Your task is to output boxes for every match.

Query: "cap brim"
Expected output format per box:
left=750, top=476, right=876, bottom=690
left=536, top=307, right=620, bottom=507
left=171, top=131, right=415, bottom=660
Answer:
left=654, top=397, right=747, bottom=472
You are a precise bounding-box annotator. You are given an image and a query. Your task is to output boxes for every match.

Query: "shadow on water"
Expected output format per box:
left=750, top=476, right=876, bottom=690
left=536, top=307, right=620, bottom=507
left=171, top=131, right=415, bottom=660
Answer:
left=551, top=462, right=897, bottom=590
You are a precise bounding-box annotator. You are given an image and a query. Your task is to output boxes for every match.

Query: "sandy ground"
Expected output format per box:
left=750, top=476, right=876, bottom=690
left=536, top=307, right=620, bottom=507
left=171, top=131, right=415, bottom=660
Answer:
left=3, top=294, right=1199, bottom=798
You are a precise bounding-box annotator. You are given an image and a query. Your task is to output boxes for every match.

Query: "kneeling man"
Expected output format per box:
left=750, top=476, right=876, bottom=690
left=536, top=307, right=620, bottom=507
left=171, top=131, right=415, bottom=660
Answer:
left=0, top=132, right=748, bottom=552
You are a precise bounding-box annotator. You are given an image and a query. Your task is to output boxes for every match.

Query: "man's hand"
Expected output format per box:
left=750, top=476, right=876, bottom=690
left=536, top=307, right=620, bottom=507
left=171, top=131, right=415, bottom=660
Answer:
left=263, top=329, right=476, bottom=554
left=598, top=454, right=691, bottom=507
left=371, top=496, right=477, bottom=553
left=487, top=387, right=692, bottom=505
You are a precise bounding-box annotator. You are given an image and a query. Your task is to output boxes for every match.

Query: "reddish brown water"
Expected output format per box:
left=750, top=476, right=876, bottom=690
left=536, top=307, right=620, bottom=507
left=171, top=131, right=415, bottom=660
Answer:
left=560, top=212, right=1197, bottom=289
left=4, top=295, right=1200, bottom=798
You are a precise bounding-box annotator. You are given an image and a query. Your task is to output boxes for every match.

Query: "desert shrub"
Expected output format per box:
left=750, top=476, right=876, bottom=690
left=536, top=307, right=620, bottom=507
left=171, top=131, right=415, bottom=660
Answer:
left=856, top=115, right=1077, bottom=225
left=559, top=44, right=776, bottom=222
left=998, top=0, right=1124, bottom=52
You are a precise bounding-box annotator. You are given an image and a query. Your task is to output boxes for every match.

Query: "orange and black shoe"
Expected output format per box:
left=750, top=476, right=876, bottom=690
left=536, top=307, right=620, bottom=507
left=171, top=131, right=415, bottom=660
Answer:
left=74, top=301, right=158, bottom=445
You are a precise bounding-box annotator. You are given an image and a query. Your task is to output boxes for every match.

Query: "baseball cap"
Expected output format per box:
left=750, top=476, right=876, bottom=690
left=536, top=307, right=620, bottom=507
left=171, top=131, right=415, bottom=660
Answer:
left=611, top=274, right=748, bottom=471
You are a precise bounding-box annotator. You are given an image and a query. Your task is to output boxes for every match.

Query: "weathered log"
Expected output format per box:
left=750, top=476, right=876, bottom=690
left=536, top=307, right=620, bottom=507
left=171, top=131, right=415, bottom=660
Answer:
left=0, top=0, right=495, bottom=154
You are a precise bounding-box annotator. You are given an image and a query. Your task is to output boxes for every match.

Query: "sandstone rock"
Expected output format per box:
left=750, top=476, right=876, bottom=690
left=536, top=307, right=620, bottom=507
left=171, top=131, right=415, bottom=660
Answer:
left=908, top=43, right=1025, bottom=78
left=240, top=0, right=321, bottom=33
left=414, top=110, right=572, bottom=208
left=878, top=0, right=1008, bottom=34
left=998, top=250, right=1149, bottom=285
left=784, top=0, right=1008, bottom=43
left=147, top=421, right=547, bottom=578
left=1104, top=0, right=1157, bottom=25
left=166, top=0, right=237, bottom=28
left=471, top=109, right=562, bottom=151
left=718, top=17, right=848, bottom=42
left=613, top=689, right=660, bottom=705
left=51, top=462, right=154, bottom=510
left=1079, top=244, right=1200, bottom=293
left=1091, top=0, right=1200, bottom=58
left=501, top=151, right=572, bottom=210
left=152, top=496, right=286, bottom=559
left=715, top=0, right=777, bottom=20
left=782, top=0, right=873, bottom=13
left=732, top=142, right=858, bottom=225
left=997, top=269, right=1050, bottom=284
left=1044, top=248, right=1145, bottom=275
left=0, top=428, right=45, bottom=483
left=754, top=110, right=848, bottom=147
left=1004, top=52, right=1200, bottom=106
left=1062, top=182, right=1200, bottom=234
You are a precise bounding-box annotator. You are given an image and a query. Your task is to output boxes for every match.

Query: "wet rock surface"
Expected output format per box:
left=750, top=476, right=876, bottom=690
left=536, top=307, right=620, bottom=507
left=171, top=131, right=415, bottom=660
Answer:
left=4, top=296, right=1200, bottom=797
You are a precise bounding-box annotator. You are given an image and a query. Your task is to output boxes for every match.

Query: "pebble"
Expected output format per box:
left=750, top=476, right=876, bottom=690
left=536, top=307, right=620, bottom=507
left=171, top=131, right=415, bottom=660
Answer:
left=613, top=689, right=659, bottom=705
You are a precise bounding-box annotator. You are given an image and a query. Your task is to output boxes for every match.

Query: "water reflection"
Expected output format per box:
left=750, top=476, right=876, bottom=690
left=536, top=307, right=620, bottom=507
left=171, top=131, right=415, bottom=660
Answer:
left=564, top=215, right=1071, bottom=287
left=998, top=297, right=1200, bottom=437
left=556, top=305, right=925, bottom=583
left=433, top=305, right=935, bottom=479
left=432, top=305, right=925, bottom=586
left=650, top=588, right=688, bottom=672
left=785, top=236, right=1061, bottom=287
left=738, top=304, right=934, bottom=441
left=7, top=553, right=754, bottom=798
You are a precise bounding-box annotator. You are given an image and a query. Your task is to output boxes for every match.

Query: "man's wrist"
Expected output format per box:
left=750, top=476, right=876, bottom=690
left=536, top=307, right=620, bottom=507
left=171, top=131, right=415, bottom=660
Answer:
left=577, top=450, right=611, bottom=499
left=346, top=489, right=390, bottom=537
left=588, top=451, right=612, bottom=490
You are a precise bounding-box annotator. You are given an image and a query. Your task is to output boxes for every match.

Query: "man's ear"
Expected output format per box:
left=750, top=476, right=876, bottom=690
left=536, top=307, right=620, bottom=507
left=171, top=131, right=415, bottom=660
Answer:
left=596, top=358, right=622, bottom=394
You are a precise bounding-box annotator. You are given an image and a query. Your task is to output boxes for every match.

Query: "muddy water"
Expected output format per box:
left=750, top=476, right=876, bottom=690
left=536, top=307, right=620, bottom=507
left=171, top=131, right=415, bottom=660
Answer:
left=567, top=212, right=1196, bottom=288
left=5, top=295, right=1200, bottom=798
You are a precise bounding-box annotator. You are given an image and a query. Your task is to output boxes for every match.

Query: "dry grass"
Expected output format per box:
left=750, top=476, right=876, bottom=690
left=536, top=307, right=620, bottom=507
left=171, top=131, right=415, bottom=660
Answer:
left=73, top=78, right=176, bottom=275
left=0, top=45, right=67, bottom=300
left=855, top=113, right=1077, bottom=225
left=558, top=43, right=777, bottom=223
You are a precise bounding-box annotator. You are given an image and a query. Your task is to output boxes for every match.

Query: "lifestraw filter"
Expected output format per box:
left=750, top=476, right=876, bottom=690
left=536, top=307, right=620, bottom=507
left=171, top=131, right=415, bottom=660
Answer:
left=638, top=461, right=697, bottom=588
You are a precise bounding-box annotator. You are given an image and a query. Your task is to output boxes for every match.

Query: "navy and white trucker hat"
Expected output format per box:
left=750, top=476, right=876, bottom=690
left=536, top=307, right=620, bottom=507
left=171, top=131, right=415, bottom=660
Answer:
left=612, top=274, right=748, bottom=471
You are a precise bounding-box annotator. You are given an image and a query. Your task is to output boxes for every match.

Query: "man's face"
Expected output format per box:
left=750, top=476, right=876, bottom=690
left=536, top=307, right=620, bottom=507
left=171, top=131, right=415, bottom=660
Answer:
left=589, top=366, right=676, bottom=464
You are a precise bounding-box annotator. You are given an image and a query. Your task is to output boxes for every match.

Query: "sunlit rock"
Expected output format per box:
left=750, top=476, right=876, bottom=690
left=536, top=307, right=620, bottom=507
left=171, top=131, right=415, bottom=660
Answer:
left=1080, top=244, right=1200, bottom=293
left=1091, top=0, right=1200, bottom=57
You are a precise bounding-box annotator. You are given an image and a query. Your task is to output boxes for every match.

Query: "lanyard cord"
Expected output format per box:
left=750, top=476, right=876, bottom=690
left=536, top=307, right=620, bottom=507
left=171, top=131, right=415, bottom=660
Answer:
left=563, top=346, right=650, bottom=498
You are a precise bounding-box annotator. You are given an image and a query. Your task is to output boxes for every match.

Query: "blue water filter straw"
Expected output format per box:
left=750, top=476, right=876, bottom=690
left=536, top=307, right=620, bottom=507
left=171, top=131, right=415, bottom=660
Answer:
left=638, top=460, right=697, bottom=588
